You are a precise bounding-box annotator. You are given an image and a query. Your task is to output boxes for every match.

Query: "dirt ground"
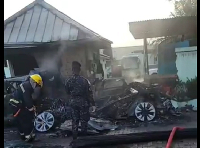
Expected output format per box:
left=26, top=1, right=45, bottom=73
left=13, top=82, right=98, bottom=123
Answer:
left=4, top=112, right=197, bottom=148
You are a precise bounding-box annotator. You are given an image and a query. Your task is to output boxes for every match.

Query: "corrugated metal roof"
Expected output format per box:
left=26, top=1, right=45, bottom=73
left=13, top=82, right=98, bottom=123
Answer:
left=129, top=16, right=197, bottom=39
left=129, top=16, right=197, bottom=23
left=4, top=0, right=112, bottom=44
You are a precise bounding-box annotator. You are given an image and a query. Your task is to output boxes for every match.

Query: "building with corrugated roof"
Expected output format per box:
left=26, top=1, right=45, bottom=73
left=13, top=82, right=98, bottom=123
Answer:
left=4, top=0, right=112, bottom=78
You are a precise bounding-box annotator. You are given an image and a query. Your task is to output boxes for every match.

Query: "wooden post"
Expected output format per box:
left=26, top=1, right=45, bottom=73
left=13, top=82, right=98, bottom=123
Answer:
left=143, top=38, right=149, bottom=75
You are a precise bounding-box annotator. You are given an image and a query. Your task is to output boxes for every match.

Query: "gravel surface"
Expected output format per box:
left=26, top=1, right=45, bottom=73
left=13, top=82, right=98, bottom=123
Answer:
left=4, top=112, right=197, bottom=148
left=100, top=139, right=197, bottom=148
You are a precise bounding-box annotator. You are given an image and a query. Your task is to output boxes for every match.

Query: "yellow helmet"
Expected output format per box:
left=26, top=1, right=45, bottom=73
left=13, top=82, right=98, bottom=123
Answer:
left=30, top=74, right=43, bottom=87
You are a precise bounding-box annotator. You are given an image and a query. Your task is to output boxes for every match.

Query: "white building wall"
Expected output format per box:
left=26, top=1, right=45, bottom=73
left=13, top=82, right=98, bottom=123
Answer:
left=175, top=46, right=197, bottom=82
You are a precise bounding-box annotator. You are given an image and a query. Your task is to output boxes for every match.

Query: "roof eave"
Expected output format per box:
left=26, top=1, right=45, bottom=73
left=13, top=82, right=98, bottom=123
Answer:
left=4, top=37, right=110, bottom=49
left=129, top=16, right=197, bottom=39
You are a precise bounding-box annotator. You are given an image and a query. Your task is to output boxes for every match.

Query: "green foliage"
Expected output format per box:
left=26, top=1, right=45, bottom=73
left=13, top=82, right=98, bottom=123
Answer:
left=151, top=0, right=197, bottom=45
left=185, top=76, right=197, bottom=99
left=169, top=0, right=197, bottom=17
left=175, top=77, right=197, bottom=100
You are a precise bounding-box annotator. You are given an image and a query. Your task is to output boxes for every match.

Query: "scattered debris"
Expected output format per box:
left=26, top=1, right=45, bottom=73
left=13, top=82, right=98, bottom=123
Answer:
left=4, top=70, right=195, bottom=133
left=88, top=118, right=118, bottom=131
left=171, top=99, right=197, bottom=111
left=59, top=118, right=118, bottom=134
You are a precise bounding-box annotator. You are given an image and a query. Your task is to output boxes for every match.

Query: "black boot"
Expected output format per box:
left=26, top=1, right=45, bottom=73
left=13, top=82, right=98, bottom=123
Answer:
left=72, top=132, right=78, bottom=140
left=18, top=132, right=25, bottom=141
left=25, top=133, right=36, bottom=142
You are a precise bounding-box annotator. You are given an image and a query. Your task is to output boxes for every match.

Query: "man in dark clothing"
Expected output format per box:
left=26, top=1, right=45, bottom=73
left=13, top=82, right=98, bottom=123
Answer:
left=65, top=61, right=96, bottom=140
left=9, top=74, right=43, bottom=142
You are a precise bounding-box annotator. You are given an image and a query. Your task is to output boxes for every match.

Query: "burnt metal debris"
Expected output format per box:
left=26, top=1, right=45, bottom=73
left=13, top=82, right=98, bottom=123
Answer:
left=93, top=81, right=180, bottom=120
left=4, top=69, right=189, bottom=133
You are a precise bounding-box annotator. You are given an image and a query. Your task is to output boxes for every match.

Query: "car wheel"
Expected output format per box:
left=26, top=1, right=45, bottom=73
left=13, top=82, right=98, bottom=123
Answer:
left=34, top=111, right=55, bottom=132
left=134, top=102, right=156, bottom=122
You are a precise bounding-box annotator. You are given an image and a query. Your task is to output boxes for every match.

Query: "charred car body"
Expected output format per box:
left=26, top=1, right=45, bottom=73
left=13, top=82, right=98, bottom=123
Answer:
left=93, top=78, right=178, bottom=121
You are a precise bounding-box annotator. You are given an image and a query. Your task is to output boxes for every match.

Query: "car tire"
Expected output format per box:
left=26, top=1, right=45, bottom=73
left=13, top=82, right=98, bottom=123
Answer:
left=34, top=111, right=56, bottom=132
left=134, top=102, right=156, bottom=122
left=127, top=96, right=157, bottom=122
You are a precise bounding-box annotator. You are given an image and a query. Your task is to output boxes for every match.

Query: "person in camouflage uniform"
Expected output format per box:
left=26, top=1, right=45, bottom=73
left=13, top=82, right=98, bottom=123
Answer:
left=65, top=61, right=96, bottom=140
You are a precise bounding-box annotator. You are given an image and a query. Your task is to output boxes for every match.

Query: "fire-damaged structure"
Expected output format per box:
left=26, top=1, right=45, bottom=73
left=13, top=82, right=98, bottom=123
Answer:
left=93, top=78, right=179, bottom=121
left=4, top=70, right=180, bottom=133
left=4, top=0, right=112, bottom=132
left=4, top=0, right=112, bottom=79
left=4, top=2, right=195, bottom=135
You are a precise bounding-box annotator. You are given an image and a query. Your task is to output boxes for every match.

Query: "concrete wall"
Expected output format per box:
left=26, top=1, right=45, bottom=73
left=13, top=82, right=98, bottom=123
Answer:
left=175, top=46, right=197, bottom=82
left=33, top=50, right=58, bottom=69
left=60, top=48, right=87, bottom=77
left=5, top=46, right=101, bottom=79
left=33, top=47, right=101, bottom=79
left=33, top=48, right=87, bottom=78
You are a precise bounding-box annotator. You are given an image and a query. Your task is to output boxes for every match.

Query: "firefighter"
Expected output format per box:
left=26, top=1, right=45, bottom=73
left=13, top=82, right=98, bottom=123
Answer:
left=65, top=61, right=96, bottom=140
left=9, top=74, right=43, bottom=142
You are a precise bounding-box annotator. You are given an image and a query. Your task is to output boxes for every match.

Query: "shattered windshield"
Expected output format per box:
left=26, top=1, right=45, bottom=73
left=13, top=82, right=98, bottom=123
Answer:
left=104, top=79, right=124, bottom=89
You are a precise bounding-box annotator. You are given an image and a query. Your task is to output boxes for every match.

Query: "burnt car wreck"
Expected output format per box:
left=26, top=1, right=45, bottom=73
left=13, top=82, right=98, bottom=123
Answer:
left=4, top=69, right=181, bottom=133
left=92, top=78, right=179, bottom=121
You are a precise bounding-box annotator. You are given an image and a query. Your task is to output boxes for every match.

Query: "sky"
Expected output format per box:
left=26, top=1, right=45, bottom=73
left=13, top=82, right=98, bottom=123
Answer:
left=4, top=0, right=174, bottom=47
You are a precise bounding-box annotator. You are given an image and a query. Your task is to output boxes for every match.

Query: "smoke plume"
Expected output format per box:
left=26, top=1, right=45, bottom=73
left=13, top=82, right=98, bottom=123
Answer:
left=39, top=41, right=67, bottom=73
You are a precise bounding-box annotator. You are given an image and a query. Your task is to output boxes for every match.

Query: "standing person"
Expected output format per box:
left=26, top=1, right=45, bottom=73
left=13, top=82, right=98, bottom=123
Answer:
left=9, top=74, right=43, bottom=142
left=65, top=61, right=96, bottom=140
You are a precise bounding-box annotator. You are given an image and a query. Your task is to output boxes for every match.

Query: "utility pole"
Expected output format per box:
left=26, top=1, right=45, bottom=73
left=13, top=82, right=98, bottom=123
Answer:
left=143, top=38, right=149, bottom=75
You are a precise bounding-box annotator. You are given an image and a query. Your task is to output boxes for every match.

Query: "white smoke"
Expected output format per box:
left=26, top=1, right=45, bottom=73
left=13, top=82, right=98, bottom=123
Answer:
left=39, top=41, right=67, bottom=73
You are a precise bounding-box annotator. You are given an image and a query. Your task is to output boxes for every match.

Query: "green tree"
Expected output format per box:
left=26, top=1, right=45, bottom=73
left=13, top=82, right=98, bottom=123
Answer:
left=169, top=0, right=197, bottom=17
left=150, top=0, right=197, bottom=45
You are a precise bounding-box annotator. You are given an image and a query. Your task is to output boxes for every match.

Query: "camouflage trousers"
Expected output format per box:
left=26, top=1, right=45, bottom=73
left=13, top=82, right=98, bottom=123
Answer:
left=71, top=105, right=90, bottom=139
